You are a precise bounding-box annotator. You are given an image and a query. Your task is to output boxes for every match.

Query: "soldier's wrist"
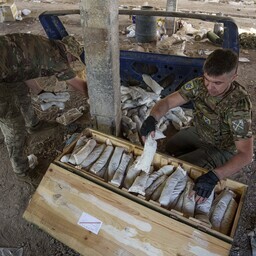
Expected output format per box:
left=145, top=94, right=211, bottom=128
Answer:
left=211, top=170, right=220, bottom=181
left=148, top=115, right=157, bottom=124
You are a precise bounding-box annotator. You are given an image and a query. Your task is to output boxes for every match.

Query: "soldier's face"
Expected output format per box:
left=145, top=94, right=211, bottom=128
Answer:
left=203, top=72, right=237, bottom=97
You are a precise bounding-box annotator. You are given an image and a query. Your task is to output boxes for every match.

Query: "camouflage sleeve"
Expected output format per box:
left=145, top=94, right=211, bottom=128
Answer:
left=227, top=97, right=252, bottom=140
left=178, top=77, right=203, bottom=101
left=55, top=68, right=76, bottom=81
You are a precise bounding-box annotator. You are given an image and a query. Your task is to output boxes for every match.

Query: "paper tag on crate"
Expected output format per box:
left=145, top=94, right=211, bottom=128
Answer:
left=78, top=212, right=103, bottom=235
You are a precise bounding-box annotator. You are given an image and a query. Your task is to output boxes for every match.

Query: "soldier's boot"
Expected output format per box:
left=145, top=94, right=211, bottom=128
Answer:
left=15, top=154, right=38, bottom=177
left=16, top=155, right=43, bottom=186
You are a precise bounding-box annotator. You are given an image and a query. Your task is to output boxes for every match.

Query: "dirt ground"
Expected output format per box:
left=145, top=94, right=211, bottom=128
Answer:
left=0, top=0, right=256, bottom=255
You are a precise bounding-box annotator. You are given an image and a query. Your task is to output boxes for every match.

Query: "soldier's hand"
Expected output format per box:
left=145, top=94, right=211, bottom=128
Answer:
left=193, top=170, right=219, bottom=204
left=140, top=116, right=157, bottom=142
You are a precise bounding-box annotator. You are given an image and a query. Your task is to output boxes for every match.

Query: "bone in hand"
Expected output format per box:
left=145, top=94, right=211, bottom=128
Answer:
left=90, top=145, right=114, bottom=174
left=80, top=144, right=106, bottom=168
left=135, top=135, right=157, bottom=173
left=159, top=165, right=187, bottom=208
left=110, top=153, right=132, bottom=187
left=107, top=146, right=125, bottom=181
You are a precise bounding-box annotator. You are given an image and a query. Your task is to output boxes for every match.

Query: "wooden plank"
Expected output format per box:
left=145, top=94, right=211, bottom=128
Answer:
left=24, top=163, right=231, bottom=256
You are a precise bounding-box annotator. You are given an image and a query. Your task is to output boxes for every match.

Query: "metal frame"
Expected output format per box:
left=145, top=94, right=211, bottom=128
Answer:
left=39, top=9, right=239, bottom=97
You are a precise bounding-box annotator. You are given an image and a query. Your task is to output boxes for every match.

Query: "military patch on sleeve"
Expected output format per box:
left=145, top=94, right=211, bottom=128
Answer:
left=184, top=83, right=194, bottom=90
left=203, top=116, right=211, bottom=125
left=232, top=119, right=247, bottom=134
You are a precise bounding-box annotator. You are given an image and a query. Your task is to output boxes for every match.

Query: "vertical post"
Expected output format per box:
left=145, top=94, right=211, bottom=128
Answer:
left=165, top=0, right=177, bottom=35
left=80, top=0, right=121, bottom=136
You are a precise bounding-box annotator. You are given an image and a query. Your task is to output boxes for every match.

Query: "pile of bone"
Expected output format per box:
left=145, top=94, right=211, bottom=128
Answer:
left=61, top=135, right=237, bottom=236
left=121, top=74, right=192, bottom=145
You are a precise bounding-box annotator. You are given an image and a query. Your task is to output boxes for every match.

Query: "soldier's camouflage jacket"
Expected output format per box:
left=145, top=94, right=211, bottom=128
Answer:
left=0, top=33, right=76, bottom=83
left=179, top=77, right=252, bottom=152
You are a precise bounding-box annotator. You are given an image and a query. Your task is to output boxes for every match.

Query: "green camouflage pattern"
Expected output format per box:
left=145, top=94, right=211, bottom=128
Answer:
left=179, top=77, right=252, bottom=152
left=61, top=35, right=83, bottom=60
left=0, top=33, right=79, bottom=175
left=0, top=82, right=39, bottom=174
left=165, top=126, right=235, bottom=170
left=0, top=33, right=76, bottom=82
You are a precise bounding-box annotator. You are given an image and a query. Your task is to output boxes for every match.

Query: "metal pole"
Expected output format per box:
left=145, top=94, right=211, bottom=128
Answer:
left=166, top=0, right=177, bottom=36
left=118, top=10, right=236, bottom=23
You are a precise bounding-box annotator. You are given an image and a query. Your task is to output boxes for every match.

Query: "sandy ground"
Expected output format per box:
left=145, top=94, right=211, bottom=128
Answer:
left=0, top=0, right=256, bottom=255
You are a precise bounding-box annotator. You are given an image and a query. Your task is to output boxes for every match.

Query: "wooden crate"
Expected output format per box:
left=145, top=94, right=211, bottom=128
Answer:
left=23, top=128, right=247, bottom=256
left=0, top=0, right=18, bottom=22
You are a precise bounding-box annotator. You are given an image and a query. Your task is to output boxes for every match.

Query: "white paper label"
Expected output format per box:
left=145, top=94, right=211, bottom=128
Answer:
left=77, top=212, right=103, bottom=235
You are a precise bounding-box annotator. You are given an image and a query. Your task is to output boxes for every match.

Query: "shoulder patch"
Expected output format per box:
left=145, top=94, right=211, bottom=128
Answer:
left=184, top=83, right=194, bottom=90
left=203, top=116, right=211, bottom=125
left=232, top=119, right=245, bottom=133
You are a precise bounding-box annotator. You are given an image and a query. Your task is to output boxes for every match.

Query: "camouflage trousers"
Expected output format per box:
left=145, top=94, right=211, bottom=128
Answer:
left=0, top=82, right=39, bottom=175
left=165, top=126, right=235, bottom=171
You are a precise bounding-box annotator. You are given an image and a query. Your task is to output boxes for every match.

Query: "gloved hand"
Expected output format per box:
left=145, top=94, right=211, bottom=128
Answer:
left=140, top=115, right=157, bottom=137
left=193, top=170, right=219, bottom=199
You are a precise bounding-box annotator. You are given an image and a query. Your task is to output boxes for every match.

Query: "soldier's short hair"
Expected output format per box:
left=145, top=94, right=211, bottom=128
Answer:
left=203, top=49, right=238, bottom=76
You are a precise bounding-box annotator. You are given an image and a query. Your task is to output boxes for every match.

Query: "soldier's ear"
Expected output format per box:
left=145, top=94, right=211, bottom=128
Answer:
left=232, top=73, right=238, bottom=81
left=230, top=72, right=238, bottom=82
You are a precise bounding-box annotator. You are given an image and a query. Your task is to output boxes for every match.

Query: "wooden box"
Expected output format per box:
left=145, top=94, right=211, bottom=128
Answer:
left=23, top=128, right=247, bottom=256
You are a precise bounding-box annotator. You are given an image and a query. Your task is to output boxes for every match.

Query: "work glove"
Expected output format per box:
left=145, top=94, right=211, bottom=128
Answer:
left=193, top=170, right=219, bottom=199
left=140, top=115, right=157, bottom=137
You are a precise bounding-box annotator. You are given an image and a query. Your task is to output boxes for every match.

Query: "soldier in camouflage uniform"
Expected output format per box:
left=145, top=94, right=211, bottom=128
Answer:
left=140, top=49, right=253, bottom=203
left=0, top=33, right=87, bottom=177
